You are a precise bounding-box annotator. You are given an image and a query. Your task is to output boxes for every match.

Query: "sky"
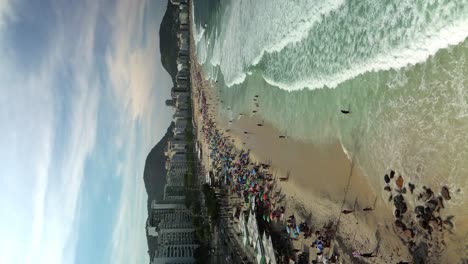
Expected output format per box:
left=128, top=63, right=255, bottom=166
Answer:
left=0, top=0, right=173, bottom=263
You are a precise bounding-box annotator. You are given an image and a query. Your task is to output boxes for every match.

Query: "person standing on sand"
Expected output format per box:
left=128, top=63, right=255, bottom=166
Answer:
left=353, top=251, right=376, bottom=258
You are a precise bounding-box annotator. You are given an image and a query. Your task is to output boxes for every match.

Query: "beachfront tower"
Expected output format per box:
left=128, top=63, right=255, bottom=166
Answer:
left=165, top=99, right=175, bottom=107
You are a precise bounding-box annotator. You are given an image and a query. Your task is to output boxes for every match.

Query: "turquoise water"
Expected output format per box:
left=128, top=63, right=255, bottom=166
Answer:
left=192, top=0, right=468, bottom=207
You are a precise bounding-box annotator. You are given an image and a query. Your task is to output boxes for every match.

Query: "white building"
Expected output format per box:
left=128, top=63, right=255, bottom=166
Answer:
left=179, top=12, right=188, bottom=25
left=169, top=162, right=187, bottom=175
left=177, top=69, right=189, bottom=81
left=164, top=185, right=186, bottom=201
left=152, top=244, right=197, bottom=264
left=176, top=80, right=189, bottom=91
left=167, top=169, right=186, bottom=187
left=158, top=228, right=195, bottom=245
left=171, top=88, right=189, bottom=102
left=151, top=201, right=187, bottom=210
left=147, top=203, right=194, bottom=236
left=165, top=140, right=187, bottom=158
left=168, top=159, right=188, bottom=171
left=165, top=153, right=186, bottom=170
left=148, top=201, right=198, bottom=264
left=173, top=118, right=188, bottom=135
left=174, top=109, right=190, bottom=120
left=170, top=0, right=187, bottom=5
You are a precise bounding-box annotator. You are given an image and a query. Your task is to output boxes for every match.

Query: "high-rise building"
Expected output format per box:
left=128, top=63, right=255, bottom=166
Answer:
left=163, top=185, right=186, bottom=201
left=165, top=99, right=175, bottom=107
left=167, top=171, right=185, bottom=187
left=173, top=118, right=188, bottom=137
left=147, top=203, right=193, bottom=236
left=151, top=244, right=197, bottom=264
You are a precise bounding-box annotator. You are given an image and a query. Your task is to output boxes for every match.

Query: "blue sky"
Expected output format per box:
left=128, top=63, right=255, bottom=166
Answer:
left=0, top=0, right=173, bottom=263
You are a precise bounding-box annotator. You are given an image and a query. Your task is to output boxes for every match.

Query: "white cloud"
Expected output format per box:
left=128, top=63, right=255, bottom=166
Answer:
left=106, top=0, right=173, bottom=263
left=0, top=55, right=56, bottom=264
left=0, top=0, right=13, bottom=31
left=109, top=124, right=150, bottom=264
left=106, top=0, right=147, bottom=119
left=0, top=0, right=100, bottom=264
left=106, top=0, right=172, bottom=122
left=1, top=0, right=173, bottom=263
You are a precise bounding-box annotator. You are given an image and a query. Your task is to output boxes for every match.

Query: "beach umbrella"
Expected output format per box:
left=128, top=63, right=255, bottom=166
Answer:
left=396, top=175, right=404, bottom=189
left=292, top=231, right=297, bottom=239
left=317, top=241, right=323, bottom=252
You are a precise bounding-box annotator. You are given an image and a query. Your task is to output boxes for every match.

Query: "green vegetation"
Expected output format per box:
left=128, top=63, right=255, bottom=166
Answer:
left=184, top=119, right=195, bottom=188
left=194, top=244, right=210, bottom=264
left=202, top=184, right=220, bottom=223
left=182, top=104, right=211, bottom=244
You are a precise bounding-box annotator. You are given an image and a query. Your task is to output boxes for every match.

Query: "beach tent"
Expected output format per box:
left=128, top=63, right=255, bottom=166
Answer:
left=239, top=211, right=250, bottom=246
left=262, top=233, right=277, bottom=264
left=249, top=211, right=260, bottom=248
left=252, top=232, right=258, bottom=249
left=256, top=236, right=266, bottom=264
left=205, top=171, right=211, bottom=185
left=242, top=223, right=249, bottom=246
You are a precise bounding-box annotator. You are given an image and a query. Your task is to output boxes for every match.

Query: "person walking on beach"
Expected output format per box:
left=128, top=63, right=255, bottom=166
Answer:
left=353, top=251, right=376, bottom=258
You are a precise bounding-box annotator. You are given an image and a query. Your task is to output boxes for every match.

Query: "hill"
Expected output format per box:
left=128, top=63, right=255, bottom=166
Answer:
left=159, top=0, right=180, bottom=86
left=143, top=123, right=174, bottom=257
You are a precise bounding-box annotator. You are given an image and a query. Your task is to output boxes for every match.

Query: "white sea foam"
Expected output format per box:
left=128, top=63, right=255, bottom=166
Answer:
left=196, top=36, right=208, bottom=65
left=213, top=0, right=468, bottom=91
left=195, top=26, right=205, bottom=44
left=262, top=17, right=468, bottom=91
left=210, top=29, right=221, bottom=66
left=250, top=0, right=345, bottom=66
left=217, top=0, right=345, bottom=87
left=226, top=72, right=247, bottom=87
left=190, top=0, right=198, bottom=43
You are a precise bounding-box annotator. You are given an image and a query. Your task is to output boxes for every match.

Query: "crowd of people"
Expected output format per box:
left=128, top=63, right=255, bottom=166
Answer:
left=194, top=82, right=342, bottom=263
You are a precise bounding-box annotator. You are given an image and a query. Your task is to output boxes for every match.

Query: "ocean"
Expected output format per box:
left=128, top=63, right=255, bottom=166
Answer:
left=191, top=0, right=468, bottom=209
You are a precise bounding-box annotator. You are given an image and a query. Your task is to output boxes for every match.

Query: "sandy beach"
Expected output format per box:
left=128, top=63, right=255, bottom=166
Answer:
left=187, top=3, right=467, bottom=263
left=190, top=47, right=468, bottom=264
left=189, top=50, right=417, bottom=264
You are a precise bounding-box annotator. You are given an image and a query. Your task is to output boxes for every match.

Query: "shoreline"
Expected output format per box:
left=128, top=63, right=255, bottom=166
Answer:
left=188, top=4, right=465, bottom=263
left=189, top=43, right=412, bottom=264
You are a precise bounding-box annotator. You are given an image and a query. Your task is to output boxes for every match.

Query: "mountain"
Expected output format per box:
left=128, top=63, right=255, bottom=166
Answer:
left=143, top=123, right=174, bottom=257
left=144, top=0, right=179, bottom=258
left=159, top=0, right=180, bottom=86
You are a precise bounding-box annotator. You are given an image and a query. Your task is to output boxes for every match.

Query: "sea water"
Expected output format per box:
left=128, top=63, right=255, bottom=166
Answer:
left=191, top=0, right=468, bottom=209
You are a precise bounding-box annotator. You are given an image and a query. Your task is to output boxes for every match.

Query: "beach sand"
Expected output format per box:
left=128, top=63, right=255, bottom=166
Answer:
left=190, top=64, right=413, bottom=263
